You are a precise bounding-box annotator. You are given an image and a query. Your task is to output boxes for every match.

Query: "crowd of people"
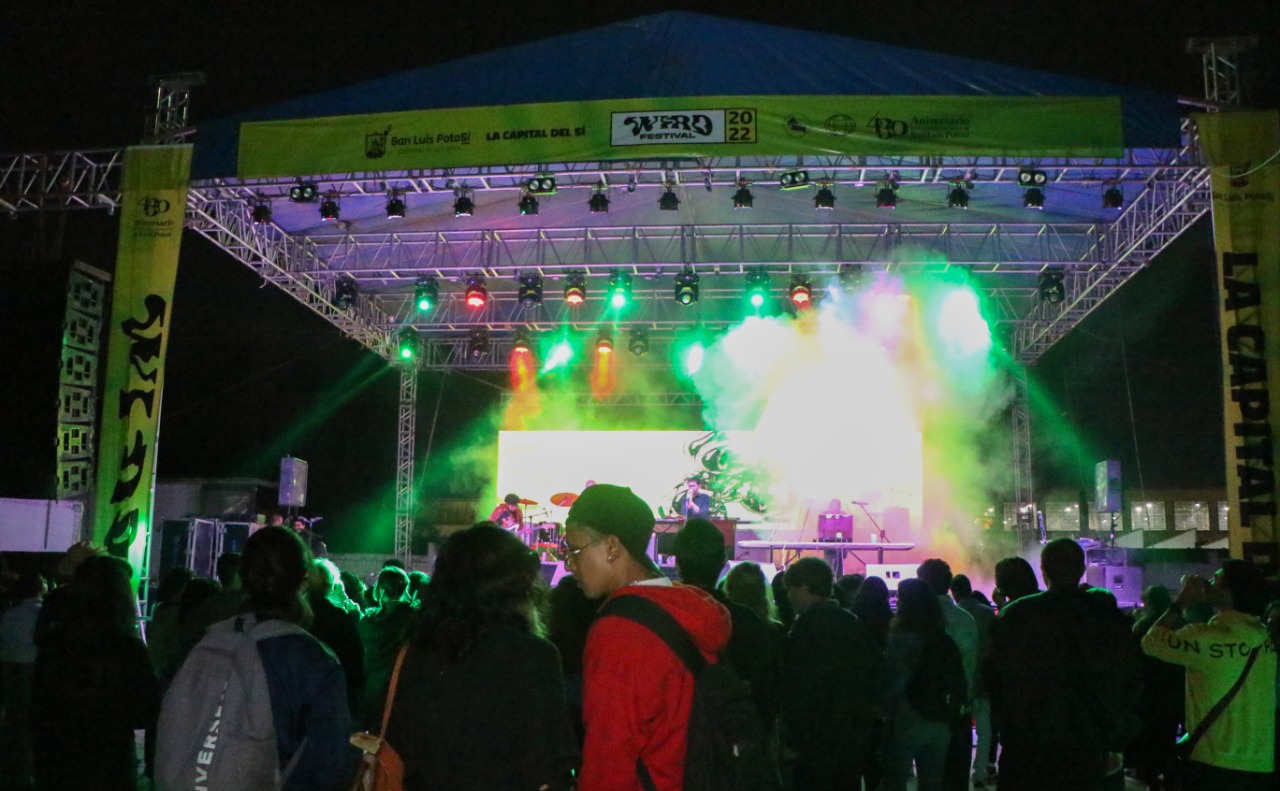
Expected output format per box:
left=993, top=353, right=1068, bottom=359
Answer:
left=0, top=484, right=1277, bottom=791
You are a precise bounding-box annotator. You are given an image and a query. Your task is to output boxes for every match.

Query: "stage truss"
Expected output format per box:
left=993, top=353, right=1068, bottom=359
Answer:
left=0, top=107, right=1218, bottom=563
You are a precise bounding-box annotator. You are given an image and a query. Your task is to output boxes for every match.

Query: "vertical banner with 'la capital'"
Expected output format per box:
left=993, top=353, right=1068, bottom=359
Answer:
left=93, top=145, right=192, bottom=580
left=1197, top=111, right=1280, bottom=562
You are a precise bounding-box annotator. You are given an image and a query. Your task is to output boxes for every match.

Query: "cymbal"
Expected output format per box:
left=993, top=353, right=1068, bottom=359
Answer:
left=550, top=492, right=578, bottom=508
left=517, top=498, right=538, bottom=506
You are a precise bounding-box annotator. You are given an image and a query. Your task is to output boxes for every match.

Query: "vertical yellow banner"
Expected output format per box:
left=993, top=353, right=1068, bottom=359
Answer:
left=1197, top=112, right=1280, bottom=562
left=93, top=145, right=192, bottom=582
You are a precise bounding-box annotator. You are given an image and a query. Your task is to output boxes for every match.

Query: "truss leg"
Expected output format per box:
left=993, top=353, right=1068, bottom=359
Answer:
left=395, top=363, right=418, bottom=566
left=1009, top=365, right=1037, bottom=544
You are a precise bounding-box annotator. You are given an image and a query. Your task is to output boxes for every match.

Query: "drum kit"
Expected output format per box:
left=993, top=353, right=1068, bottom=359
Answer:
left=514, top=492, right=580, bottom=560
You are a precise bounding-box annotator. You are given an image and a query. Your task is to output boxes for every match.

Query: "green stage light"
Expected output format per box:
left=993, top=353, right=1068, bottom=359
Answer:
left=674, top=268, right=699, bottom=305
left=608, top=270, right=633, bottom=309
left=542, top=338, right=575, bottom=372
left=414, top=277, right=438, bottom=312
left=745, top=269, right=770, bottom=309
left=395, top=329, right=418, bottom=361
left=682, top=341, right=705, bottom=376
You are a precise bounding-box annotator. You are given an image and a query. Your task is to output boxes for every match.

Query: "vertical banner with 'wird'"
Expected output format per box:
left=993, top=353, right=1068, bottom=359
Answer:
left=1197, top=112, right=1280, bottom=562
left=94, top=145, right=192, bottom=580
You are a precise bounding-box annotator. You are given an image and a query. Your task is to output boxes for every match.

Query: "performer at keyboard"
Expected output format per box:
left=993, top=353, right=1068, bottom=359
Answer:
left=489, top=493, right=524, bottom=530
left=680, top=477, right=713, bottom=520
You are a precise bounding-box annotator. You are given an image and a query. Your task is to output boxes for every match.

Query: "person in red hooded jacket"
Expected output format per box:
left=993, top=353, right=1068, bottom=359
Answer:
left=565, top=484, right=731, bottom=791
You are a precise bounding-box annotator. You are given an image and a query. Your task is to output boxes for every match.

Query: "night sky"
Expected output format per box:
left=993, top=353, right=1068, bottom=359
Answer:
left=2, top=2, right=1275, bottom=551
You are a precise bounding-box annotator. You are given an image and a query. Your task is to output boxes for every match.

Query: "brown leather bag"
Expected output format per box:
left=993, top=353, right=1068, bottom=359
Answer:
left=349, top=644, right=409, bottom=791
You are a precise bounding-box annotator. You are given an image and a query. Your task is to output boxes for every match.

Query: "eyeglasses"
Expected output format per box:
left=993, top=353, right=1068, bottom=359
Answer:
left=564, top=537, right=601, bottom=564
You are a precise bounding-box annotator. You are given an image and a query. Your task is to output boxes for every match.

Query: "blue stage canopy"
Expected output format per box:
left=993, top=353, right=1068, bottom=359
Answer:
left=193, top=12, right=1181, bottom=178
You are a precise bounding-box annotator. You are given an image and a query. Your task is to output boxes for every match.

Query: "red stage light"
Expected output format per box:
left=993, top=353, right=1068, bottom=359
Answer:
left=464, top=275, right=488, bottom=308
left=789, top=276, right=812, bottom=308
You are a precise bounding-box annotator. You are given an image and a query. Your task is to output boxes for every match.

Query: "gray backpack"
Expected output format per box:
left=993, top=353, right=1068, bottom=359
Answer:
left=155, top=614, right=308, bottom=791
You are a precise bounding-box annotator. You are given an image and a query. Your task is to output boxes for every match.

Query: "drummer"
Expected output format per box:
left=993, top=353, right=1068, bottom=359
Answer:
left=489, top=493, right=524, bottom=530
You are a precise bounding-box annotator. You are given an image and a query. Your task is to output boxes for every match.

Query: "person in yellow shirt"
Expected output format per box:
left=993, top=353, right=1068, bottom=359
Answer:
left=1140, top=559, right=1276, bottom=790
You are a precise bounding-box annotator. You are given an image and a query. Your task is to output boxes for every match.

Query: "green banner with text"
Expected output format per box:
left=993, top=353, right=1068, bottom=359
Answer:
left=94, top=145, right=192, bottom=582
left=1197, top=111, right=1280, bottom=563
left=239, top=95, right=1123, bottom=177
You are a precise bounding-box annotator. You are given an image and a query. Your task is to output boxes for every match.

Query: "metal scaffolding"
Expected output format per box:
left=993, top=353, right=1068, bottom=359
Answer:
left=395, top=362, right=418, bottom=564
left=0, top=85, right=1222, bottom=538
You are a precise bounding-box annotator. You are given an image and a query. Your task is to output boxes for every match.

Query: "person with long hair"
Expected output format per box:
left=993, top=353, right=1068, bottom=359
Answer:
left=382, top=522, right=578, bottom=791
left=30, top=554, right=160, bottom=791
left=879, top=578, right=957, bottom=791
left=851, top=575, right=893, bottom=652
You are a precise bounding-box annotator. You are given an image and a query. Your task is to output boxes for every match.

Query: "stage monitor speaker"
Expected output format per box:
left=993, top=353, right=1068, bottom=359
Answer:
left=1094, top=460, right=1122, bottom=513
left=279, top=456, right=309, bottom=507
left=1085, top=565, right=1143, bottom=608
left=865, top=563, right=920, bottom=591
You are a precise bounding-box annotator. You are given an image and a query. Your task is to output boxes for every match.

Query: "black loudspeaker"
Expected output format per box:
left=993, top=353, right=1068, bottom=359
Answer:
left=0, top=259, right=109, bottom=500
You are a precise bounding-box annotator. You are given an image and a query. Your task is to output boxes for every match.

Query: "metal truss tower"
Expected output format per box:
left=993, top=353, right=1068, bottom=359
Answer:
left=395, top=362, right=419, bottom=565
left=145, top=73, right=206, bottom=144
left=1186, top=37, right=1257, bottom=109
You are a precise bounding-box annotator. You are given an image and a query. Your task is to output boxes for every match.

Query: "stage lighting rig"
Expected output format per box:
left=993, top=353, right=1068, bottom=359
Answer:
left=518, top=273, right=544, bottom=309
left=414, top=277, right=438, bottom=312
left=1019, top=169, right=1048, bottom=210
left=947, top=182, right=970, bottom=209
left=564, top=273, right=587, bottom=306
left=745, top=269, right=770, bottom=308
left=385, top=194, right=406, bottom=219
left=732, top=181, right=754, bottom=209
left=250, top=202, right=272, bottom=224
left=876, top=181, right=898, bottom=209
left=779, top=170, right=810, bottom=190
left=1102, top=182, right=1124, bottom=210
left=658, top=187, right=680, bottom=211
left=518, top=193, right=539, bottom=216
left=588, top=188, right=610, bottom=214
left=468, top=328, right=490, bottom=358
left=704, top=173, right=714, bottom=192
left=789, top=275, right=812, bottom=308
left=674, top=267, right=700, bottom=305
left=464, top=274, right=488, bottom=309
left=289, top=182, right=319, bottom=202
left=395, top=329, right=418, bottom=361
left=319, top=196, right=341, bottom=221
left=627, top=174, right=638, bottom=194
left=596, top=332, right=614, bottom=354
left=526, top=175, right=557, bottom=195
left=1038, top=269, right=1066, bottom=304
left=813, top=184, right=836, bottom=210
left=608, top=270, right=633, bottom=309
left=453, top=188, right=475, bottom=217
left=334, top=276, right=358, bottom=311
left=629, top=327, right=650, bottom=356
left=512, top=327, right=533, bottom=355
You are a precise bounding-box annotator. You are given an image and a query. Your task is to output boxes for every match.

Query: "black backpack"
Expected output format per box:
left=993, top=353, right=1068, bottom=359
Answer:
left=905, top=629, right=969, bottom=722
left=600, top=595, right=778, bottom=791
